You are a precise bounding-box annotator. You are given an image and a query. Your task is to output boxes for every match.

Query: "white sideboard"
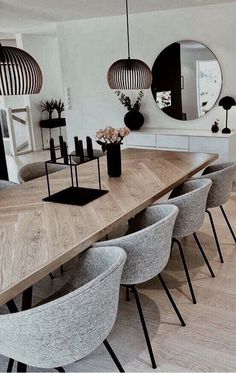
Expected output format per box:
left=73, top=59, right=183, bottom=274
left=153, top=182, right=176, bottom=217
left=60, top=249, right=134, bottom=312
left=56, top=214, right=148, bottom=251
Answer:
left=124, top=128, right=236, bottom=164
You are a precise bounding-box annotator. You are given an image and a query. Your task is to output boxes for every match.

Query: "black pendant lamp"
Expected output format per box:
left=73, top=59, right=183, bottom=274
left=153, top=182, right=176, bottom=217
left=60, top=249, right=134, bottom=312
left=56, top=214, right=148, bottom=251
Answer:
left=107, top=0, right=152, bottom=90
left=0, top=44, right=43, bottom=95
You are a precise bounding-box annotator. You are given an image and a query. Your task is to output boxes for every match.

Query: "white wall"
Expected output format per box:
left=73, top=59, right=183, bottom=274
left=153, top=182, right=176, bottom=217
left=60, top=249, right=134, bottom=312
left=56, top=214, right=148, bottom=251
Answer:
left=57, top=2, right=236, bottom=150
left=19, top=33, right=64, bottom=150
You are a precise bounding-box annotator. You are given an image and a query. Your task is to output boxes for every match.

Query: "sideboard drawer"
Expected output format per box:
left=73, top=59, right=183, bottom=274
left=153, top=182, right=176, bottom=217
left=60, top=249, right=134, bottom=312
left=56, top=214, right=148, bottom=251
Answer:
left=157, top=134, right=188, bottom=150
left=126, top=133, right=156, bottom=147
left=189, top=137, right=228, bottom=160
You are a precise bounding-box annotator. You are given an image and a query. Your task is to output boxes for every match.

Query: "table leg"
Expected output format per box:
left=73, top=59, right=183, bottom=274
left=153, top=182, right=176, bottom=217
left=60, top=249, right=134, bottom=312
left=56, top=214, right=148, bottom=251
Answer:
left=6, top=300, right=18, bottom=313
left=21, top=286, right=33, bottom=311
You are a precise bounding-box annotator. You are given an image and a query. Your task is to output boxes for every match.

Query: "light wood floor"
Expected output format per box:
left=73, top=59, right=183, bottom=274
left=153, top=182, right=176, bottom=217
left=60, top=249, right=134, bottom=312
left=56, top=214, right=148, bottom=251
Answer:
left=1, top=151, right=236, bottom=372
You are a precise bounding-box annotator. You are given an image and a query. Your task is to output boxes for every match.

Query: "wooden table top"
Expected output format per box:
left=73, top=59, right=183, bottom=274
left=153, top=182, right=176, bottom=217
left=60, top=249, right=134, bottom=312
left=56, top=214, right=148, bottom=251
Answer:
left=0, top=148, right=217, bottom=305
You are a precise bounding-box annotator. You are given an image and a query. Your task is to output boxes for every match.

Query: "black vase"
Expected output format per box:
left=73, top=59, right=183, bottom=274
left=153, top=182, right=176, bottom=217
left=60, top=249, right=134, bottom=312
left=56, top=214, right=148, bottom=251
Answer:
left=211, top=123, right=219, bottom=133
left=106, top=143, right=121, bottom=177
left=124, top=109, right=144, bottom=130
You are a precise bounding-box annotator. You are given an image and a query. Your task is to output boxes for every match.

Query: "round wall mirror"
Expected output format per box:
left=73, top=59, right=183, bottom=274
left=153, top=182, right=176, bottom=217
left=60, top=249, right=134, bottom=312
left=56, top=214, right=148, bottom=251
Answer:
left=151, top=40, right=222, bottom=121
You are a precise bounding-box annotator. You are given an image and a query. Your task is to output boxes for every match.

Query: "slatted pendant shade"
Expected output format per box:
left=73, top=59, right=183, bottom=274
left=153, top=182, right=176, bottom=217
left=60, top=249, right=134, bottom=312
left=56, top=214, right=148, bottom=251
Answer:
left=107, top=0, right=152, bottom=90
left=108, top=58, right=152, bottom=89
left=0, top=44, right=43, bottom=95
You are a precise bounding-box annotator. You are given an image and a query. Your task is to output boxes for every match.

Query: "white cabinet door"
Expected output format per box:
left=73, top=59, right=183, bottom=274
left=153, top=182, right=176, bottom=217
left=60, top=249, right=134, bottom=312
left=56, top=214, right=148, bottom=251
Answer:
left=157, top=134, right=189, bottom=150
left=189, top=137, right=229, bottom=161
left=126, top=133, right=156, bottom=147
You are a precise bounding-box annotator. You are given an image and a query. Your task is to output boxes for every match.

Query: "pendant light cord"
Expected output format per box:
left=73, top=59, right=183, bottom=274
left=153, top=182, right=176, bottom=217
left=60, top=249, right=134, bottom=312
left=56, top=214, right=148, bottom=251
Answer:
left=126, top=0, right=131, bottom=59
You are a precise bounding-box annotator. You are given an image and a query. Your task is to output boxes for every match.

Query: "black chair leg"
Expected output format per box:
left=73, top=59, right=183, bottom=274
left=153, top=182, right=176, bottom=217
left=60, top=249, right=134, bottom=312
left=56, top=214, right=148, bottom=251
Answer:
left=49, top=272, right=55, bottom=280
left=157, top=274, right=186, bottom=327
left=173, top=238, right=197, bottom=304
left=17, top=361, right=27, bottom=372
left=193, top=233, right=215, bottom=278
left=60, top=265, right=64, bottom=274
left=125, top=286, right=130, bottom=302
left=103, top=339, right=125, bottom=372
left=220, top=205, right=236, bottom=243
left=206, top=209, right=224, bottom=263
left=7, top=359, right=14, bottom=372
left=55, top=367, right=65, bottom=372
left=130, top=285, right=157, bottom=369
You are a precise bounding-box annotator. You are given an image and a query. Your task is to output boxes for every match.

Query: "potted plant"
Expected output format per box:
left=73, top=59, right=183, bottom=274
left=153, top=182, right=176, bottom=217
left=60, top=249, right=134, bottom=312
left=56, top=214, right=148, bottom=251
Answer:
left=54, top=99, right=65, bottom=119
left=115, top=90, right=144, bottom=130
left=41, top=100, right=55, bottom=120
left=39, top=99, right=66, bottom=129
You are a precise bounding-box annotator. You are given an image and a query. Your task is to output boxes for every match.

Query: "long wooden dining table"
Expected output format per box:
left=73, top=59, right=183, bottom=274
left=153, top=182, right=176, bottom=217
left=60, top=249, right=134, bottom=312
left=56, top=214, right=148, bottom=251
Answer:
left=0, top=148, right=218, bottom=307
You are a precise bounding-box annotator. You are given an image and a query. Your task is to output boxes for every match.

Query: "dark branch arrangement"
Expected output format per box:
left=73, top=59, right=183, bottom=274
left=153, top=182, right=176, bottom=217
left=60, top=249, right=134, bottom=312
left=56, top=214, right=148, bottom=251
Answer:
left=115, top=90, right=144, bottom=111
left=41, top=99, right=65, bottom=119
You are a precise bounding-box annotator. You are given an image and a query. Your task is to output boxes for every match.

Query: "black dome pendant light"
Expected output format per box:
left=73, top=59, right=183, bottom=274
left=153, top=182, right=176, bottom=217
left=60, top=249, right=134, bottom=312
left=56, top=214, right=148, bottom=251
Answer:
left=107, top=0, right=152, bottom=90
left=0, top=44, right=43, bottom=95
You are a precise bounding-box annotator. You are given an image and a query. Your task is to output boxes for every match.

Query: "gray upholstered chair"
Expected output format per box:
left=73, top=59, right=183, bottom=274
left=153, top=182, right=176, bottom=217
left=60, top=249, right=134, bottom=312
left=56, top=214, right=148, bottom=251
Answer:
left=161, top=178, right=215, bottom=304
left=1, top=246, right=126, bottom=373
left=0, top=179, right=17, bottom=190
left=197, top=162, right=236, bottom=263
left=18, top=161, right=66, bottom=183
left=94, top=204, right=185, bottom=369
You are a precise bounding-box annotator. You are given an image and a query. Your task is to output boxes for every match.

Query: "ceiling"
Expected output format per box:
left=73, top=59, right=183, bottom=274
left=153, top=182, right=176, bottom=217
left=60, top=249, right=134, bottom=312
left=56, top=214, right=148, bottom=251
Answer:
left=0, top=0, right=236, bottom=35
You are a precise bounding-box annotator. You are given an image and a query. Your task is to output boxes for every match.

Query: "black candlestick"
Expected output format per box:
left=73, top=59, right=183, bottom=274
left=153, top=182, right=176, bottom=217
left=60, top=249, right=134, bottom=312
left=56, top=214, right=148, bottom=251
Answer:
left=86, top=136, right=94, bottom=160
left=59, top=135, right=64, bottom=157
left=74, top=136, right=80, bottom=156
left=63, top=141, right=68, bottom=164
left=78, top=140, right=84, bottom=163
left=49, top=138, right=56, bottom=163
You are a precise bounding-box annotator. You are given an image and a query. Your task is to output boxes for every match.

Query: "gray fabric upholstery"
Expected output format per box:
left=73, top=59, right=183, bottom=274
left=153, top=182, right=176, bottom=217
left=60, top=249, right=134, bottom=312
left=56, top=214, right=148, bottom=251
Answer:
left=93, top=204, right=179, bottom=285
left=0, top=179, right=17, bottom=190
left=18, top=161, right=66, bottom=183
left=0, top=246, right=126, bottom=369
left=199, top=162, right=236, bottom=208
left=161, top=179, right=212, bottom=238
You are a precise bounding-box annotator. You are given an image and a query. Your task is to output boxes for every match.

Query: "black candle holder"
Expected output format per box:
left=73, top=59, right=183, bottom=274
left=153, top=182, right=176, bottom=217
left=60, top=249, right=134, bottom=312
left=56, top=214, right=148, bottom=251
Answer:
left=43, top=138, right=108, bottom=206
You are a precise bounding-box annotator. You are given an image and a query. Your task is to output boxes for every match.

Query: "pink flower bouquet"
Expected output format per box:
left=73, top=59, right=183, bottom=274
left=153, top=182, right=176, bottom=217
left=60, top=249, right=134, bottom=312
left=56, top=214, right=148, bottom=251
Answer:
left=96, top=126, right=130, bottom=151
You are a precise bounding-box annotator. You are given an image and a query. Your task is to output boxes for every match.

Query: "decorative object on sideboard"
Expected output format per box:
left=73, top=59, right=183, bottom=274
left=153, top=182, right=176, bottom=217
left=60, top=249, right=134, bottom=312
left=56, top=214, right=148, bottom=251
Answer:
left=115, top=90, right=144, bottom=130
left=211, top=119, right=219, bottom=133
left=96, top=126, right=130, bottom=177
left=107, top=0, right=152, bottom=90
left=219, top=96, right=236, bottom=134
left=43, top=136, right=108, bottom=206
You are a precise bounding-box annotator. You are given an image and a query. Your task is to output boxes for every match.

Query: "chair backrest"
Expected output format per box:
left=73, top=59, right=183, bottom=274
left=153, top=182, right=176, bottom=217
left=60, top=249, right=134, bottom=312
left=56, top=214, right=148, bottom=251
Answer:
left=164, top=178, right=212, bottom=238
left=0, top=246, right=126, bottom=369
left=18, top=161, right=66, bottom=183
left=93, top=204, right=178, bottom=285
left=0, top=179, right=17, bottom=191
left=200, top=162, right=236, bottom=208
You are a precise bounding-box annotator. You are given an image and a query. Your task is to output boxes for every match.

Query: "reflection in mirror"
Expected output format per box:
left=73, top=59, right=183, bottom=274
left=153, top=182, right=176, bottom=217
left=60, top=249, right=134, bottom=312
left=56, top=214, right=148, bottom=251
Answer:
left=151, top=41, right=222, bottom=121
